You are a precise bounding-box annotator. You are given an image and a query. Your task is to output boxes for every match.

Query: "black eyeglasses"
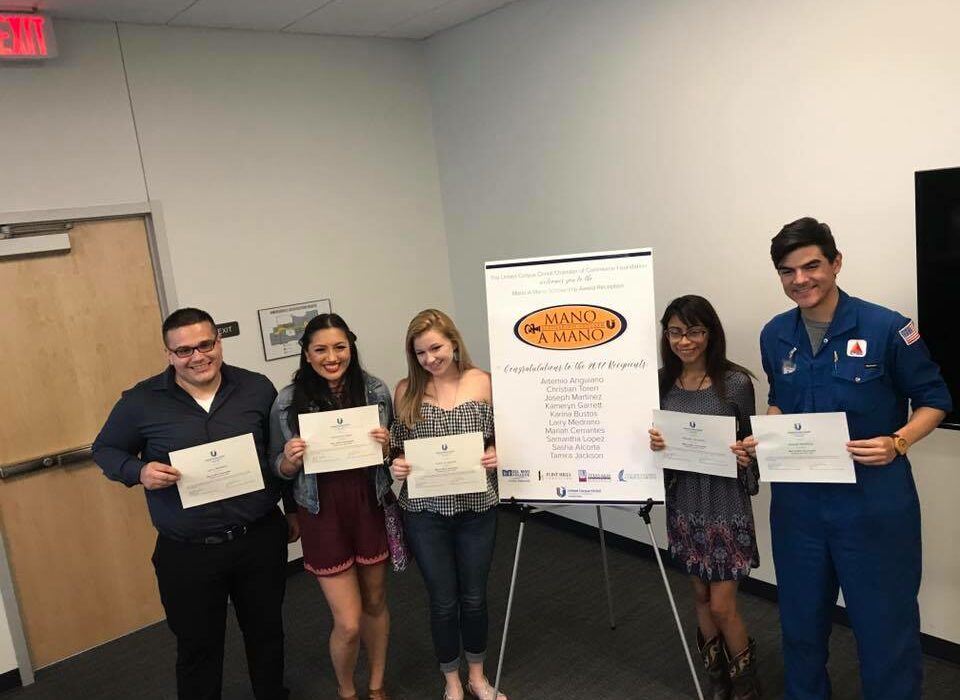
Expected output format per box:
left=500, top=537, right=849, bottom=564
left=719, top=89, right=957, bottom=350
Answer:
left=168, top=338, right=218, bottom=358
left=665, top=327, right=707, bottom=341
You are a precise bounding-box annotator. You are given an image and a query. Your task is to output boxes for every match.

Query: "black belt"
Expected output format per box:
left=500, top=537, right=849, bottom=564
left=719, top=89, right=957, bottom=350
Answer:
left=165, top=510, right=276, bottom=545
left=190, top=524, right=249, bottom=545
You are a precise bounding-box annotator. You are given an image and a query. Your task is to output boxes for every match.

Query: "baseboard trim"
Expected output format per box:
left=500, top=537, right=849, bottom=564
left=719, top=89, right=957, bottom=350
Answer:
left=524, top=506, right=960, bottom=665
left=0, top=668, right=22, bottom=692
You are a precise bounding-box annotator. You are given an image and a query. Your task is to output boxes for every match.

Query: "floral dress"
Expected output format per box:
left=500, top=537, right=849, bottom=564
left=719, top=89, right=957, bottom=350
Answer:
left=662, top=370, right=759, bottom=581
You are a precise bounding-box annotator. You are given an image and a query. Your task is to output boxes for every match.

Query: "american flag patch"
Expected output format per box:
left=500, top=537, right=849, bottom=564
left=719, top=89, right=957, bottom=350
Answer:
left=899, top=320, right=920, bottom=345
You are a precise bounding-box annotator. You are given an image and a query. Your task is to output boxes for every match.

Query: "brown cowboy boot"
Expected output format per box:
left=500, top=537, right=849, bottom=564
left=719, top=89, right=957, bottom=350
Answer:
left=697, top=629, right=732, bottom=700
left=728, top=637, right=761, bottom=700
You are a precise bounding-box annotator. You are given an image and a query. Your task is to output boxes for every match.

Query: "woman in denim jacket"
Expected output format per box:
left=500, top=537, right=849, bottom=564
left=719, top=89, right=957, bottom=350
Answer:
left=269, top=313, right=394, bottom=700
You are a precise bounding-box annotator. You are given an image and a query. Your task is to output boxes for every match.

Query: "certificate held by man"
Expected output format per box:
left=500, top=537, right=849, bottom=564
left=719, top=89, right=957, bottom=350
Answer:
left=652, top=409, right=738, bottom=478
left=405, top=431, right=487, bottom=499
left=751, top=412, right=856, bottom=483
left=299, top=404, right=384, bottom=474
left=170, top=433, right=266, bottom=509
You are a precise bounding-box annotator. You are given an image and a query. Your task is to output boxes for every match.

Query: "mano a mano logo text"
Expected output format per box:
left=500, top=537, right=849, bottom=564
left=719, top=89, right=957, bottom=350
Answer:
left=514, top=304, right=626, bottom=350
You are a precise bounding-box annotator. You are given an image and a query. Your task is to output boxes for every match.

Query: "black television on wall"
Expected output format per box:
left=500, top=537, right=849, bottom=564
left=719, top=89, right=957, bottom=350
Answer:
left=916, top=166, right=960, bottom=430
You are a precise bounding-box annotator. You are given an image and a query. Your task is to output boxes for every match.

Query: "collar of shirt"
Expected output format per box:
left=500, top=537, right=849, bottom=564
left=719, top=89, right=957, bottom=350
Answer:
left=151, top=364, right=238, bottom=412
left=778, top=288, right=858, bottom=353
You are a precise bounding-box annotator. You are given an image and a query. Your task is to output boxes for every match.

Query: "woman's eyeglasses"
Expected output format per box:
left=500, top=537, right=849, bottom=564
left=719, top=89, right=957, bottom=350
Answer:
left=665, top=327, right=707, bottom=341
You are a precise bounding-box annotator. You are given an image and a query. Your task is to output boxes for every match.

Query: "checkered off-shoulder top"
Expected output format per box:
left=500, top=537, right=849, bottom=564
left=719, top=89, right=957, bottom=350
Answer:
left=389, top=400, right=499, bottom=516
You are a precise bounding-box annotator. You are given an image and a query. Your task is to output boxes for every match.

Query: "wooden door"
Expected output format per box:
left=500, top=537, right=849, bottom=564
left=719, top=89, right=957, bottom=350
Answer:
left=0, top=217, right=167, bottom=668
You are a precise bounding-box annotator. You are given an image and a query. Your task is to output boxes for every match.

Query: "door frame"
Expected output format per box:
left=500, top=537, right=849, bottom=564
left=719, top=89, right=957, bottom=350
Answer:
left=0, top=201, right=177, bottom=685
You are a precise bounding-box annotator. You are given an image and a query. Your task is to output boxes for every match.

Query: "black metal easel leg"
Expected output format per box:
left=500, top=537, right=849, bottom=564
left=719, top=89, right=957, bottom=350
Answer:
left=596, top=505, right=617, bottom=629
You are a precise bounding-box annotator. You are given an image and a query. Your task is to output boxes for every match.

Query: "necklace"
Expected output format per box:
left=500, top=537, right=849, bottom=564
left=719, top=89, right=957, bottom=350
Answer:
left=676, top=372, right=708, bottom=391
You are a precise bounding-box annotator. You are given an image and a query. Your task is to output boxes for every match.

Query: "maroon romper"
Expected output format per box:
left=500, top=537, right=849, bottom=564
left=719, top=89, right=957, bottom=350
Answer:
left=298, top=467, right=388, bottom=577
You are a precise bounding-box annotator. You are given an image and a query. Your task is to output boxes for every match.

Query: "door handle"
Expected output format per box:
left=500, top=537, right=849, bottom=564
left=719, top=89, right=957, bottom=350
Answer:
left=0, top=445, right=93, bottom=479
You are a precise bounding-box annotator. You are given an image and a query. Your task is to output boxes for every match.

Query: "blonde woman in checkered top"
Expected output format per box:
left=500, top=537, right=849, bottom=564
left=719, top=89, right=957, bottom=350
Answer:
left=389, top=309, right=507, bottom=700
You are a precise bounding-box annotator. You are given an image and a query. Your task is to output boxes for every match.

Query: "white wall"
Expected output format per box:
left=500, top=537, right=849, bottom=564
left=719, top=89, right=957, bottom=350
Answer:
left=117, top=23, right=453, bottom=389
left=0, top=22, right=146, bottom=211
left=426, top=0, right=960, bottom=643
left=0, top=19, right=453, bottom=674
left=1, top=19, right=453, bottom=389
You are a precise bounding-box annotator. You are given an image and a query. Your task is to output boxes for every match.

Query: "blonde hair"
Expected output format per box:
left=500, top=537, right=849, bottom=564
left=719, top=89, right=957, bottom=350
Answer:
left=397, top=309, right=474, bottom=427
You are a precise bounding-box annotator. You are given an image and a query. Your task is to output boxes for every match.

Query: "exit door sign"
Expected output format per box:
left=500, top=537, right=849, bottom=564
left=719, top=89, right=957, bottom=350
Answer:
left=0, top=14, right=57, bottom=61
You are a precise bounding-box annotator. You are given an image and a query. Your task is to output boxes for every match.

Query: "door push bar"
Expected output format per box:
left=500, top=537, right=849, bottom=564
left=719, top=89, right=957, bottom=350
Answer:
left=0, top=445, right=93, bottom=479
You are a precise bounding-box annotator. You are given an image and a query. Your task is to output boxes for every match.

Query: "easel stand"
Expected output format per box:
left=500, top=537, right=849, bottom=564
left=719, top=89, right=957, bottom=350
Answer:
left=595, top=505, right=617, bottom=630
left=492, top=499, right=704, bottom=700
left=637, top=500, right=704, bottom=700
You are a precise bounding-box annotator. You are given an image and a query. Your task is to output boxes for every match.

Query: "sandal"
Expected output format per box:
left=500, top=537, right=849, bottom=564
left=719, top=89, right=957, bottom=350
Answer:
left=466, top=678, right=507, bottom=700
left=368, top=689, right=391, bottom=700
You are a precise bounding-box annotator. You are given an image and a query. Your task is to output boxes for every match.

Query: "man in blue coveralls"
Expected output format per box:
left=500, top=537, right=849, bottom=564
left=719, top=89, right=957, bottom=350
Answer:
left=742, top=217, right=951, bottom=699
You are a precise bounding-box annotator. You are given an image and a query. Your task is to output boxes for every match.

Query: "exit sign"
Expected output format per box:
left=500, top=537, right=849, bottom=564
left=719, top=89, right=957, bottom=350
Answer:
left=0, top=13, right=57, bottom=61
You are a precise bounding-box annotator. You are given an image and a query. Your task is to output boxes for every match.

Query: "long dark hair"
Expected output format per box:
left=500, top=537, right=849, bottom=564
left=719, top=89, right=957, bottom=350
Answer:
left=287, top=313, right=367, bottom=435
left=658, top=295, right=753, bottom=401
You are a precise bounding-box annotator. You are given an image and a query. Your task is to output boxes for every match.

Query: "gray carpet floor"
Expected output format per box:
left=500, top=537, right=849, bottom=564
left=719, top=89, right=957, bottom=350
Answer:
left=4, top=508, right=958, bottom=699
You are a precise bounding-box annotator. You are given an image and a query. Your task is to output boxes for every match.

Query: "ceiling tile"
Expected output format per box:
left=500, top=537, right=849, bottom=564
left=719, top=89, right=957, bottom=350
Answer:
left=286, top=0, right=445, bottom=36
left=27, top=0, right=519, bottom=39
left=169, top=0, right=330, bottom=31
left=381, top=0, right=516, bottom=39
left=36, top=0, right=195, bottom=24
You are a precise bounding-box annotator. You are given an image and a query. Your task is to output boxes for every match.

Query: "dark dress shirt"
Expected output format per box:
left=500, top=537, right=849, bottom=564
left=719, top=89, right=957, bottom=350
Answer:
left=93, top=364, right=284, bottom=540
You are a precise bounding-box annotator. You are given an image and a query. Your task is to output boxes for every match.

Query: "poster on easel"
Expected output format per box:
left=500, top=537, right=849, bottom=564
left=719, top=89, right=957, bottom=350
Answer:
left=485, top=249, right=663, bottom=505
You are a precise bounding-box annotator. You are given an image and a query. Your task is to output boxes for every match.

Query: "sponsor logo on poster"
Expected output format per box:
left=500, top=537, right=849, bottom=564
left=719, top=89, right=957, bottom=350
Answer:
left=617, top=469, right=646, bottom=482
left=501, top=469, right=531, bottom=482
left=539, top=471, right=571, bottom=481
left=514, top=304, right=627, bottom=350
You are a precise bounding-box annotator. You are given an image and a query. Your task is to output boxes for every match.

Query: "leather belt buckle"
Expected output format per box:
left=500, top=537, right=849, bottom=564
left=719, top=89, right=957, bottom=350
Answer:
left=225, top=524, right=248, bottom=542
left=197, top=524, right=247, bottom=545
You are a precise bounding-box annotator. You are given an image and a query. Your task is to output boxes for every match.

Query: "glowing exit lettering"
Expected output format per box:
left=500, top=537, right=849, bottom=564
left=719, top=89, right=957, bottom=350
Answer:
left=0, top=14, right=57, bottom=60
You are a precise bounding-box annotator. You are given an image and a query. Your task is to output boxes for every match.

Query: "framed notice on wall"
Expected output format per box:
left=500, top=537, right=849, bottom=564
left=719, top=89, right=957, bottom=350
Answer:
left=257, top=298, right=332, bottom=361
left=485, top=250, right=662, bottom=505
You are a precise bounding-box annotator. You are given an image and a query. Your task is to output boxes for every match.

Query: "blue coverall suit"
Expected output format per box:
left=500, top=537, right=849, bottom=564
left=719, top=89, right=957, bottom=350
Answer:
left=759, top=289, right=951, bottom=700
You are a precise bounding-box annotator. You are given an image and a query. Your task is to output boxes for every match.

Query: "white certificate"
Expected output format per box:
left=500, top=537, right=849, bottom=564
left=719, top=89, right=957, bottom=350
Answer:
left=171, top=433, right=266, bottom=509
left=299, top=405, right=383, bottom=474
left=405, top=431, right=487, bottom=499
left=751, top=412, right=856, bottom=483
left=652, top=410, right=738, bottom=478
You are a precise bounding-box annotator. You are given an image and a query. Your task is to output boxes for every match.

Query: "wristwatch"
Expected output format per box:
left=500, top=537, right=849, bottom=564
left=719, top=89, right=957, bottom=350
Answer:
left=890, top=433, right=909, bottom=456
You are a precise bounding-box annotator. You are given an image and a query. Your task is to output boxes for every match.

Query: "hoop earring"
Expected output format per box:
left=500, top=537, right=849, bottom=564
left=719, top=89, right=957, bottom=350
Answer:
left=453, top=349, right=460, bottom=363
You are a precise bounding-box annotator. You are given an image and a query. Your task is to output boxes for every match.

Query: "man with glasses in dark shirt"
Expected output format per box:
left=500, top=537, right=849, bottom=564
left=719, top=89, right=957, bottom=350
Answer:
left=94, top=307, right=294, bottom=700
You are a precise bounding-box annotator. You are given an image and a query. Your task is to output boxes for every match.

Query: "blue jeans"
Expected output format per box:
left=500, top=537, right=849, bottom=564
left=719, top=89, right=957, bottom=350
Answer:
left=402, top=508, right=498, bottom=672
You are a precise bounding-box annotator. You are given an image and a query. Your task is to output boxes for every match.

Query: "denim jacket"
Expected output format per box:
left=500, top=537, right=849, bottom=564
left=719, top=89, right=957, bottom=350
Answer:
left=268, top=372, right=394, bottom=514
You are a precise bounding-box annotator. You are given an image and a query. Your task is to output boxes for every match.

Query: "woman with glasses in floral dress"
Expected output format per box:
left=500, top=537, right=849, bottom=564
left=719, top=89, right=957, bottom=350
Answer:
left=648, top=295, right=762, bottom=700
